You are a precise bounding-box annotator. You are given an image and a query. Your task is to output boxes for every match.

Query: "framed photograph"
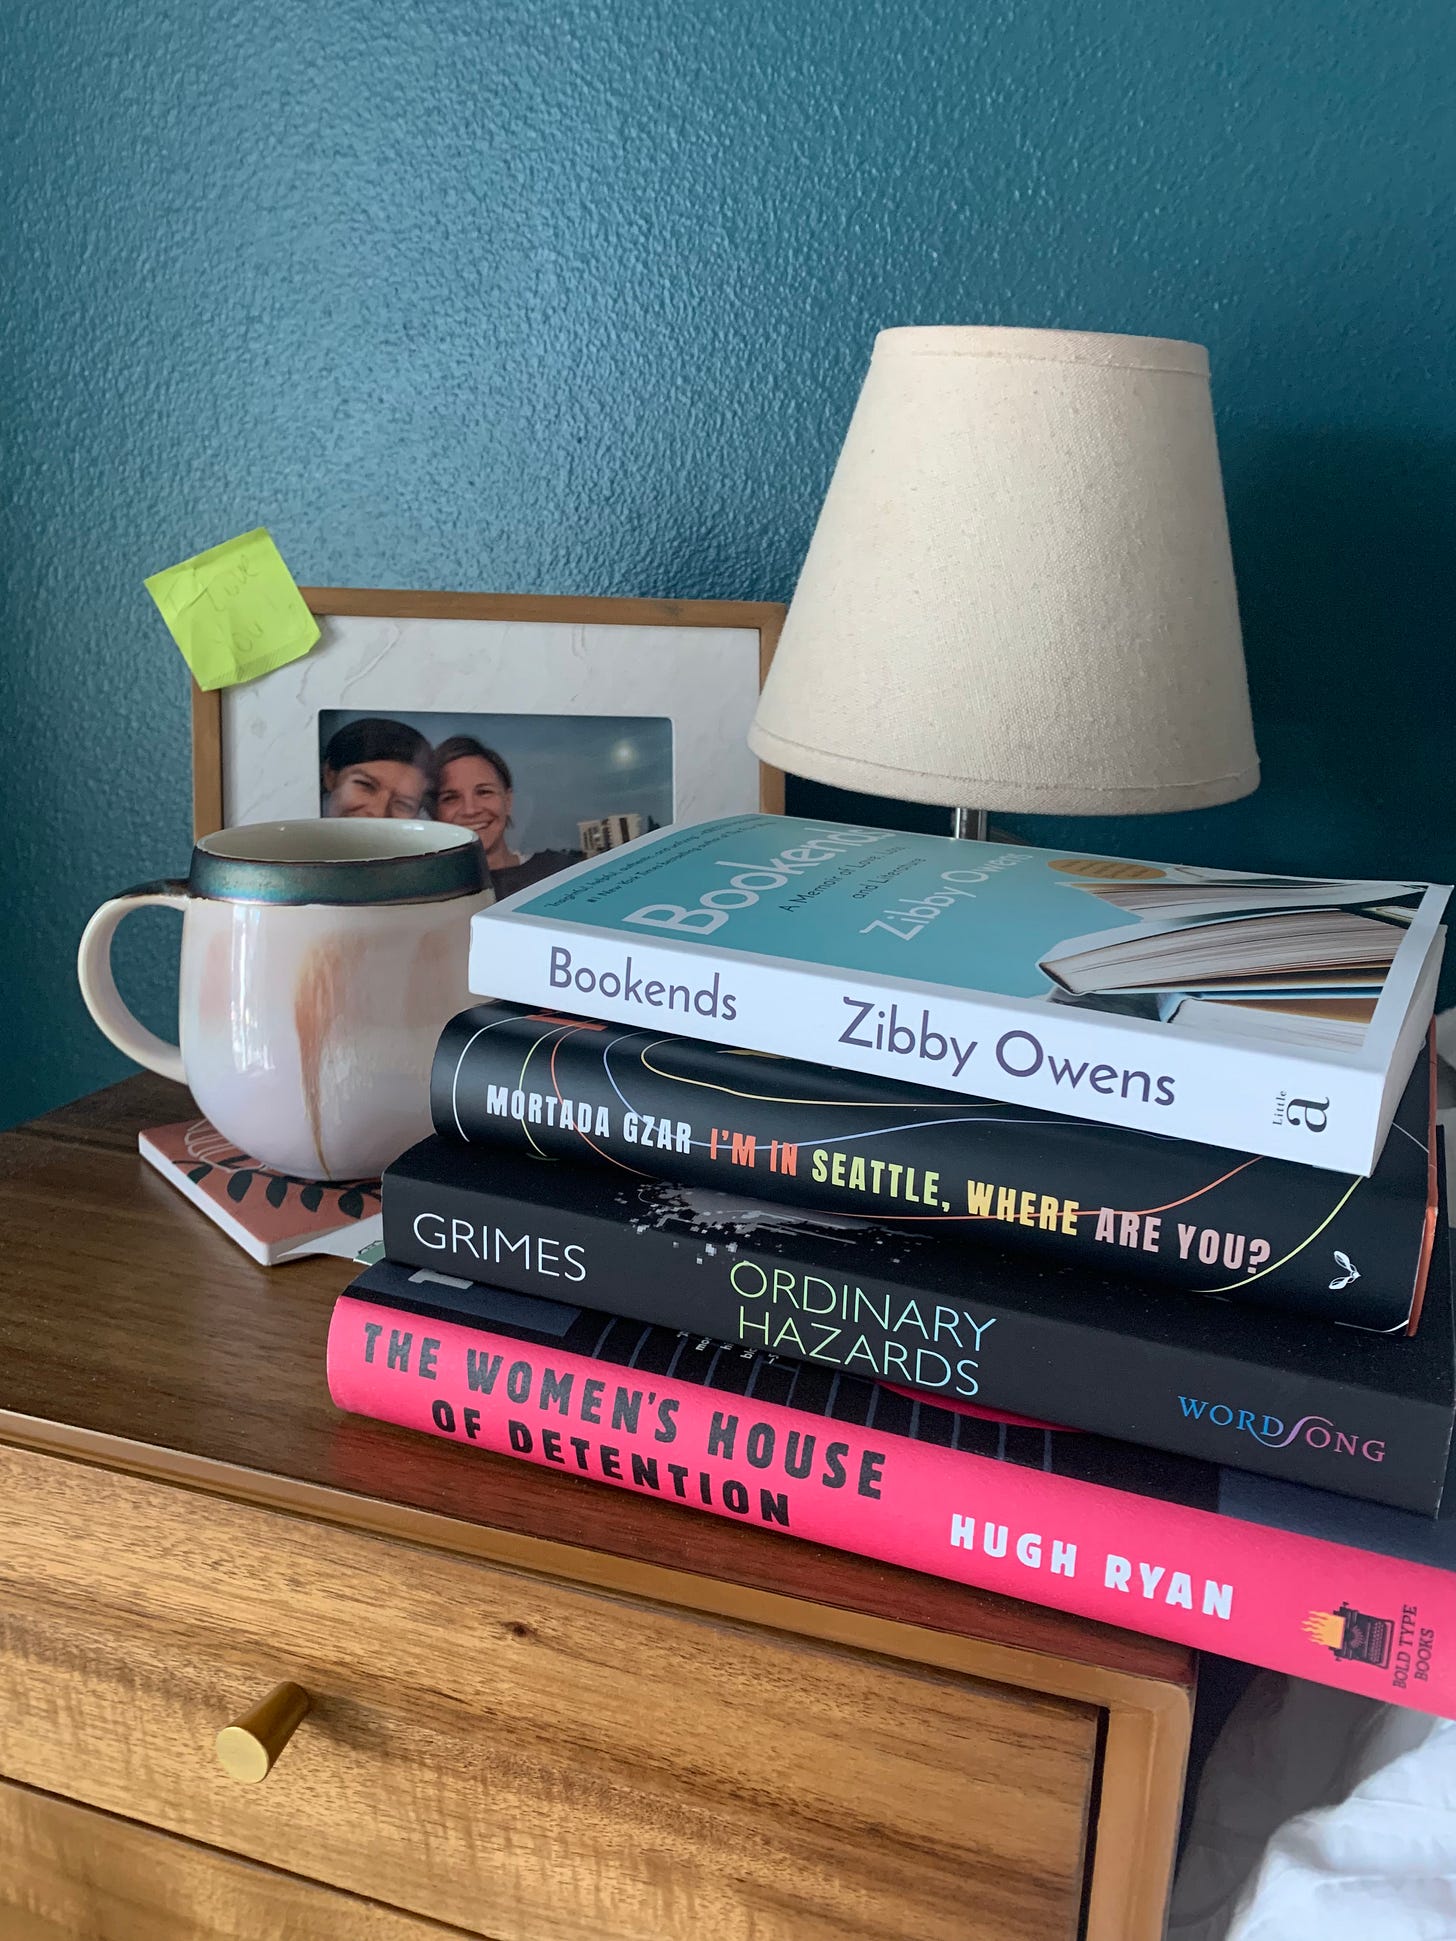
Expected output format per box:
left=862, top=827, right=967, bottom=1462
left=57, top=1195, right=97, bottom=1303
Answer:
left=191, top=590, right=785, bottom=895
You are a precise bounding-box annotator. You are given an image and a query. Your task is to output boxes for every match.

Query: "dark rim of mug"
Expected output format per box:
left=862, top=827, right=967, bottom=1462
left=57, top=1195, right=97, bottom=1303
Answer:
left=186, top=827, right=487, bottom=906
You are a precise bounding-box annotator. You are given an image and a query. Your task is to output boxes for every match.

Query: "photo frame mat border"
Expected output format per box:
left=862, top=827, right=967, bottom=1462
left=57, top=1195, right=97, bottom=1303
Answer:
left=191, top=587, right=786, bottom=839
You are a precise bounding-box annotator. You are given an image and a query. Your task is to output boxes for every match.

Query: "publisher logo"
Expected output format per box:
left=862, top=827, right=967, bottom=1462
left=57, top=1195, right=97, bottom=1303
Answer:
left=1304, top=1604, right=1394, bottom=1668
left=1177, top=1399, right=1385, bottom=1464
left=1273, top=1090, right=1332, bottom=1134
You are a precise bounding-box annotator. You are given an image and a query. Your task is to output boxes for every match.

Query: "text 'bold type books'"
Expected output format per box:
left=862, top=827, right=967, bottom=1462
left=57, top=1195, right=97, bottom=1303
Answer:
left=139, top=1119, right=382, bottom=1267
left=328, top=1252, right=1456, bottom=1721
left=468, top=815, right=1449, bottom=1172
left=431, top=1001, right=1439, bottom=1331
left=381, top=1136, right=1456, bottom=1511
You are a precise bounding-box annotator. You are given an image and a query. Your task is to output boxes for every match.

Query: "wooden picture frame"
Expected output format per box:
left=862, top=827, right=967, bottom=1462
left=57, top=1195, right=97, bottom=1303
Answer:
left=191, top=588, right=785, bottom=844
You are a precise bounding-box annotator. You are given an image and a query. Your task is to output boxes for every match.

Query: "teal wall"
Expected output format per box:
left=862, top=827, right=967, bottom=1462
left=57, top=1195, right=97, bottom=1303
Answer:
left=3, top=0, right=1453, bottom=1128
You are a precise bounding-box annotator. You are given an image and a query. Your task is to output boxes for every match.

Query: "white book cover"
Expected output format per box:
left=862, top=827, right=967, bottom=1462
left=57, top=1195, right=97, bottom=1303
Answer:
left=467, top=814, right=1449, bottom=1174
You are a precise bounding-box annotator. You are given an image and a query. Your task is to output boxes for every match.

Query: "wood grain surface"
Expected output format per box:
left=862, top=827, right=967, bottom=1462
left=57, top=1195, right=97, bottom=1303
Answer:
left=0, top=1443, right=1096, bottom=1941
left=0, top=1075, right=1192, bottom=1690
left=0, top=1077, right=1194, bottom=1941
left=0, top=1777, right=475, bottom=1941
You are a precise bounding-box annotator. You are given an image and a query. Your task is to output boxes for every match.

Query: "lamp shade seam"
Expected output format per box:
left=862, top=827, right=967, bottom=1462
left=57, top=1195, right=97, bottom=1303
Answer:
left=750, top=725, right=1259, bottom=796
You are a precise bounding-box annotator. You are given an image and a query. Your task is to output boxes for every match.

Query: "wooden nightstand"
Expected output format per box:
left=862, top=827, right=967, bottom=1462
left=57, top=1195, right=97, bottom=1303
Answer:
left=0, top=1077, right=1193, bottom=1941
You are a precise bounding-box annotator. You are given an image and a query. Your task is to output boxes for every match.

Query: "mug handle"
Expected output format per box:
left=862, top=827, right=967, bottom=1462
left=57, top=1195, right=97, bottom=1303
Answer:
left=77, top=880, right=191, bottom=1085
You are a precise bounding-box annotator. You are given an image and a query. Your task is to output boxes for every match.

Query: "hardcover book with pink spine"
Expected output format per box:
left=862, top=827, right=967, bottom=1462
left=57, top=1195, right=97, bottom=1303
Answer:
left=329, top=1236, right=1456, bottom=1721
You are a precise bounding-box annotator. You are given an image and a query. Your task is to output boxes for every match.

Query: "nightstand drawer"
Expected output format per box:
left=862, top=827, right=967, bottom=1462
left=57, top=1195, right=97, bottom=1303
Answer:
left=0, top=1444, right=1097, bottom=1941
left=0, top=1775, right=463, bottom=1940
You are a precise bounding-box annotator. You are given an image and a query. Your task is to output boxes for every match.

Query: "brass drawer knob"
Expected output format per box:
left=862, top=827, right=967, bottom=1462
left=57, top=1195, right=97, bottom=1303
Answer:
left=215, top=1681, right=311, bottom=1783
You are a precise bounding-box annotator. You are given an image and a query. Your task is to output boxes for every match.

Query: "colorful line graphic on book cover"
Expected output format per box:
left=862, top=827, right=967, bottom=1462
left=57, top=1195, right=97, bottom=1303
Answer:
left=430, top=1002, right=1437, bottom=1329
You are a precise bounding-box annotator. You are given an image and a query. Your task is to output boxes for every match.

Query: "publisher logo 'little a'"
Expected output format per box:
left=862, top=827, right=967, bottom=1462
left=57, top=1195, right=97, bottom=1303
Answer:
left=1177, top=1399, right=1385, bottom=1464
left=1273, top=1090, right=1333, bottom=1134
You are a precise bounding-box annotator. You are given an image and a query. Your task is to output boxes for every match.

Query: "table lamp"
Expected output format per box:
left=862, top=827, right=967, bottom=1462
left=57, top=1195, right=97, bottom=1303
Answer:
left=748, top=326, right=1259, bottom=839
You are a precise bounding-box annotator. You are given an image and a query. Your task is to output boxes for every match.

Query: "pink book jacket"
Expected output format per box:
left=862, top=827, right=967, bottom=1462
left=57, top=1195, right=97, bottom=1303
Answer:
left=329, top=1255, right=1456, bottom=1720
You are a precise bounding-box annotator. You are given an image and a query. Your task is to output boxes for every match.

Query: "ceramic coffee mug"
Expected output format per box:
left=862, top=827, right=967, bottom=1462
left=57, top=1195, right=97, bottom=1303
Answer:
left=77, top=820, right=491, bottom=1180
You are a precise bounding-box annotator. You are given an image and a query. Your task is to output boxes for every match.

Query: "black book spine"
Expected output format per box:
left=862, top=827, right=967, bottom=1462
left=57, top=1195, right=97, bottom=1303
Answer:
left=345, top=1258, right=1222, bottom=1510
left=429, top=1003, right=1434, bottom=1329
left=382, top=1144, right=1454, bottom=1512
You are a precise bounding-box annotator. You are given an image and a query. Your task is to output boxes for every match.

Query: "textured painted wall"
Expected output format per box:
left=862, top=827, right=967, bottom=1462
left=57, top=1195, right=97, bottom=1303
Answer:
left=3, top=0, right=1453, bottom=1127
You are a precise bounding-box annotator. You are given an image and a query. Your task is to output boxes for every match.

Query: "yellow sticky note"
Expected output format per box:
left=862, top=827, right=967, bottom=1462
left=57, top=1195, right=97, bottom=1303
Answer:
left=144, top=528, right=320, bottom=691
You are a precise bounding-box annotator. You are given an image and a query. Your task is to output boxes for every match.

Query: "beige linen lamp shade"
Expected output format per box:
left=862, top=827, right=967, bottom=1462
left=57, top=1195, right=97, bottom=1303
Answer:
left=748, top=326, right=1260, bottom=816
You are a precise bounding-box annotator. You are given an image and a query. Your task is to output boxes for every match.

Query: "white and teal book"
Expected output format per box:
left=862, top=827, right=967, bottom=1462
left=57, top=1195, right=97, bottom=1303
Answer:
left=468, top=814, right=1450, bottom=1174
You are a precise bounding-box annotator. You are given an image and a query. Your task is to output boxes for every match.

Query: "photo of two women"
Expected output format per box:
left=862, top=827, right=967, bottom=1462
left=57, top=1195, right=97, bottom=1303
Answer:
left=318, top=710, right=674, bottom=898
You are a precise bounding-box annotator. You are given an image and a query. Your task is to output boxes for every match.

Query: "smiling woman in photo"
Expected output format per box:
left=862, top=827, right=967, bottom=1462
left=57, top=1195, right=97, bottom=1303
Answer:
left=432, top=735, right=581, bottom=896
left=319, top=717, right=435, bottom=820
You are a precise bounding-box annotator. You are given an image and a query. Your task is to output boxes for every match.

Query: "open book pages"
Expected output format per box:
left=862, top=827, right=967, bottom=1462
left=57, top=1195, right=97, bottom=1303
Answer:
left=1073, top=873, right=1422, bottom=921
left=470, top=812, right=1450, bottom=1170
left=1169, top=994, right=1380, bottom=1053
left=1041, top=908, right=1406, bottom=999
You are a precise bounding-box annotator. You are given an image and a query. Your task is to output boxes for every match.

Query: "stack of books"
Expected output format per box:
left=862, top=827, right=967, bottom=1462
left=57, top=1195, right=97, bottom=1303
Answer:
left=327, top=814, right=1456, bottom=1715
